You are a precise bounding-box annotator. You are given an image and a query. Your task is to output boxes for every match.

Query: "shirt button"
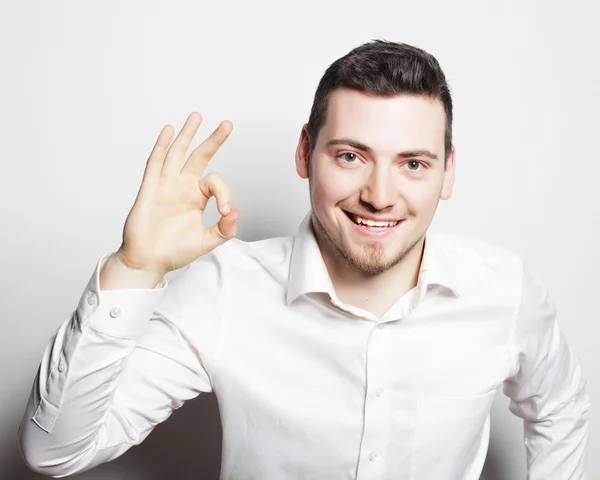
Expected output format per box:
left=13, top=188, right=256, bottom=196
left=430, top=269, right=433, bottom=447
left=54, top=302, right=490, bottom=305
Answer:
left=87, top=291, right=97, bottom=305
left=375, top=388, right=384, bottom=397
left=109, top=307, right=122, bottom=318
left=377, top=323, right=386, bottom=330
left=368, top=451, right=378, bottom=461
left=58, top=362, right=66, bottom=373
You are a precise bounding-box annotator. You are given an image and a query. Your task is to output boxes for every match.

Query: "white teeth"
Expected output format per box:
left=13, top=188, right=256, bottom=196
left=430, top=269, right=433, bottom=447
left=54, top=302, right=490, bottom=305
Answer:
left=353, top=215, right=399, bottom=228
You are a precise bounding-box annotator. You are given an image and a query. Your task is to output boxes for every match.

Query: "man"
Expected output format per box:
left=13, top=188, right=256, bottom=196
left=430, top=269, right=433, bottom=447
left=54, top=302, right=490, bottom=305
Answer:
left=19, top=40, right=589, bottom=479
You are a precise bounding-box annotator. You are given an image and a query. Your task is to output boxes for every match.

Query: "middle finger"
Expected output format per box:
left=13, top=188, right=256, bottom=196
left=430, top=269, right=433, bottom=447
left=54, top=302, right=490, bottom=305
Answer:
left=161, top=112, right=203, bottom=176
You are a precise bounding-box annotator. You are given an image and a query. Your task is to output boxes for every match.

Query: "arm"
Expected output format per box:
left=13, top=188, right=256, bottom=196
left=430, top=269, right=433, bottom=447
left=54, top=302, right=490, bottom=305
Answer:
left=503, top=261, right=589, bottom=479
left=18, top=250, right=225, bottom=477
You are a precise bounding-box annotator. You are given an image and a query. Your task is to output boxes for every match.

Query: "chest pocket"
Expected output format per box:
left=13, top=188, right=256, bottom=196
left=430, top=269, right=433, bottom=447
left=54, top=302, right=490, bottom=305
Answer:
left=410, top=389, right=497, bottom=479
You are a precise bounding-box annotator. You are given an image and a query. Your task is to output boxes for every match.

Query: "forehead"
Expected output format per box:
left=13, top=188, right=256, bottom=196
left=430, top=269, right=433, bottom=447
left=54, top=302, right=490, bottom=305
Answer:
left=320, top=88, right=446, bottom=152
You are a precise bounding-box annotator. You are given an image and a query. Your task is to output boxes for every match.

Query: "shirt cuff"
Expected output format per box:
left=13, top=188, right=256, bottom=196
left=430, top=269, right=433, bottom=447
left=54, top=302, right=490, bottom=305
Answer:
left=76, top=253, right=169, bottom=339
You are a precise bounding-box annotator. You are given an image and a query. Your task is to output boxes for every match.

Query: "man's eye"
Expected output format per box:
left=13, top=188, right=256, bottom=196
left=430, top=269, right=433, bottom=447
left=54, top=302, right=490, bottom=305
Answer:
left=407, top=160, right=425, bottom=170
left=340, top=153, right=358, bottom=163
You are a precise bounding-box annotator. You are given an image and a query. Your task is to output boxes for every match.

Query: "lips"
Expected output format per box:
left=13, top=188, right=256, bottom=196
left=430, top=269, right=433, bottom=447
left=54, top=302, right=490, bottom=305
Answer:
left=342, top=210, right=405, bottom=240
left=343, top=210, right=401, bottom=226
left=341, top=210, right=404, bottom=239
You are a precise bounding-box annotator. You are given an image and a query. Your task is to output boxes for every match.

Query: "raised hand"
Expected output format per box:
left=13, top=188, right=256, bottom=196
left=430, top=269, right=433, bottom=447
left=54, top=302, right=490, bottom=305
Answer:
left=116, top=112, right=239, bottom=278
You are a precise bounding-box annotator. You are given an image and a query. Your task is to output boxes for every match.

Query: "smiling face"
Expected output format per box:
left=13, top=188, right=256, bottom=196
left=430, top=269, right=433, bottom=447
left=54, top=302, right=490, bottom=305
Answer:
left=296, top=88, right=456, bottom=277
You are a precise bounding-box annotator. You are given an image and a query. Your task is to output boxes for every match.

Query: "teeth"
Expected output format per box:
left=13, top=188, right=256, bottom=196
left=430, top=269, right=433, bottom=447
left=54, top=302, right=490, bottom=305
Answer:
left=353, top=214, right=399, bottom=228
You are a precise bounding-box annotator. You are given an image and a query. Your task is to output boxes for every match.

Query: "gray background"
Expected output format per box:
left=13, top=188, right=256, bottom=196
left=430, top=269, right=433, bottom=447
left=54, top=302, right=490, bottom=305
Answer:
left=0, top=0, right=597, bottom=478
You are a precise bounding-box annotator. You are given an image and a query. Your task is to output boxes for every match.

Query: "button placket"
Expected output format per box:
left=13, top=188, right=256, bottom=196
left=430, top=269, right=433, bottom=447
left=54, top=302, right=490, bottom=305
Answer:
left=356, top=324, right=392, bottom=478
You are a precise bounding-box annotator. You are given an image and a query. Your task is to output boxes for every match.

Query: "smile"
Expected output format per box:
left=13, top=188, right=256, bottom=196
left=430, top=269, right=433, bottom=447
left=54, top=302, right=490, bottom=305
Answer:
left=343, top=210, right=404, bottom=237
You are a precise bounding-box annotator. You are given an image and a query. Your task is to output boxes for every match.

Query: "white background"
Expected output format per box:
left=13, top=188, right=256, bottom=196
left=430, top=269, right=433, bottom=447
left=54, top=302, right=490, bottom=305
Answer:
left=0, top=0, right=597, bottom=478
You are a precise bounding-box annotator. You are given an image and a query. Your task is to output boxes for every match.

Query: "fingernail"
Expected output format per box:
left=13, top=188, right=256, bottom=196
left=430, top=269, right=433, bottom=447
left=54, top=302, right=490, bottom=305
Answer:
left=222, top=204, right=231, bottom=214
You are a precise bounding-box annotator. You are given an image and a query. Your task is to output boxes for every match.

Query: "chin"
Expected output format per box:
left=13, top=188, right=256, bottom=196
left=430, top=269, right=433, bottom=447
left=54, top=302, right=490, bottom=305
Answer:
left=346, top=257, right=396, bottom=276
left=345, top=243, right=400, bottom=274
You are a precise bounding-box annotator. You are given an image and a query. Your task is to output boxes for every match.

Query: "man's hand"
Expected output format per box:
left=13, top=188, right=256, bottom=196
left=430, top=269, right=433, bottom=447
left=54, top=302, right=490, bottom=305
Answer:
left=117, top=112, right=239, bottom=278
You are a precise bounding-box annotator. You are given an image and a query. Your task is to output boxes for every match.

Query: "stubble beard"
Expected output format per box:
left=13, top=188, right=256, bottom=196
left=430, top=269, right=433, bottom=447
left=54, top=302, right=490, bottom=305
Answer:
left=311, top=210, right=421, bottom=277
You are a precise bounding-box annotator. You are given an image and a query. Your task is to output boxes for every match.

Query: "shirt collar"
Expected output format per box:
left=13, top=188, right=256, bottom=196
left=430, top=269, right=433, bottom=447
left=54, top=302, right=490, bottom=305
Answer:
left=286, top=211, right=461, bottom=306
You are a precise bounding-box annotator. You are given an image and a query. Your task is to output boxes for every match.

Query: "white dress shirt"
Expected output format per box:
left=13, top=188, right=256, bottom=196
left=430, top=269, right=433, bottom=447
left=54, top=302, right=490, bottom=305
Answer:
left=19, top=211, right=589, bottom=479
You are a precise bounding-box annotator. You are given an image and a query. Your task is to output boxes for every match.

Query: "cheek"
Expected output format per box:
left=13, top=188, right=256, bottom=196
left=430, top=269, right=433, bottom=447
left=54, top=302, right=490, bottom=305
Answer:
left=312, top=169, right=359, bottom=204
left=413, top=184, right=444, bottom=213
left=398, top=180, right=442, bottom=213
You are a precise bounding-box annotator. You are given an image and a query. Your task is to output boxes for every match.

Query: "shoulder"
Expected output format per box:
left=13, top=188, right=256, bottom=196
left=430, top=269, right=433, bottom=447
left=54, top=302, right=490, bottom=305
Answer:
left=165, top=234, right=294, bottom=295
left=429, top=231, right=525, bottom=284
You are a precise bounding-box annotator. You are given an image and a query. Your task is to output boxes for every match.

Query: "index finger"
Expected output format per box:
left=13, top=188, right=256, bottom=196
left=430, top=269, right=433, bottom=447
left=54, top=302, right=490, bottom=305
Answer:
left=181, top=120, right=233, bottom=177
left=142, top=124, right=175, bottom=184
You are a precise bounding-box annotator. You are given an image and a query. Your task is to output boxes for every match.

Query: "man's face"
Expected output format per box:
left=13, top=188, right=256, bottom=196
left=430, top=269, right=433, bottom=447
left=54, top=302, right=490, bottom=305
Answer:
left=295, top=88, right=455, bottom=276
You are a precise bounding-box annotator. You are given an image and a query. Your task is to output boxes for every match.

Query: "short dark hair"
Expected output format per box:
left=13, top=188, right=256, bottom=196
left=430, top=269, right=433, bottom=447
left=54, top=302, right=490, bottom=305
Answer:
left=307, top=40, right=453, bottom=167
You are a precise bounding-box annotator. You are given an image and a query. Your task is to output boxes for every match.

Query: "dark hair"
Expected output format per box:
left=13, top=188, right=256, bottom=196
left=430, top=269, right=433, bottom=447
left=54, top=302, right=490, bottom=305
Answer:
left=307, top=40, right=453, bottom=167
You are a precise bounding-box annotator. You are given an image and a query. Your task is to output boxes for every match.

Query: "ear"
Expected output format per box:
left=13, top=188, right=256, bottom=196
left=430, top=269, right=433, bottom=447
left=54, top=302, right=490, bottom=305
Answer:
left=440, top=145, right=456, bottom=200
left=295, top=123, right=311, bottom=180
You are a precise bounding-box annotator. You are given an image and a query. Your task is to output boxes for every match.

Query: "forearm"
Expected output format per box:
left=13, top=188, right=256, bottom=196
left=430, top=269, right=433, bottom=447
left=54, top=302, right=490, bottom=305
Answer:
left=18, top=313, right=143, bottom=476
left=18, top=253, right=169, bottom=477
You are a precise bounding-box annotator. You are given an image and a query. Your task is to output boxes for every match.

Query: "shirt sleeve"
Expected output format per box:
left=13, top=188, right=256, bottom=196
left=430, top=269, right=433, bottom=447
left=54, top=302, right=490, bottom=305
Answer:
left=503, top=260, right=590, bottom=479
left=18, top=250, right=227, bottom=477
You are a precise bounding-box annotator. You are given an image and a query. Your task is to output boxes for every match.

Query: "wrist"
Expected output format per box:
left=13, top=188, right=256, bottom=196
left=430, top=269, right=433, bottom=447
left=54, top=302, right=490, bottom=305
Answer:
left=100, top=251, right=165, bottom=290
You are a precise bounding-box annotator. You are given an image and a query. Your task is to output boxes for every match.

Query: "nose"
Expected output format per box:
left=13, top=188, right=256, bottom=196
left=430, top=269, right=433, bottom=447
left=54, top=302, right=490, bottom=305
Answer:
left=360, top=164, right=396, bottom=211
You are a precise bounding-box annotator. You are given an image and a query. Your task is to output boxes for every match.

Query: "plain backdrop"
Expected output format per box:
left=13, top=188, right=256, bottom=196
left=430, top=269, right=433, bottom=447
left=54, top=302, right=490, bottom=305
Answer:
left=0, top=0, right=597, bottom=478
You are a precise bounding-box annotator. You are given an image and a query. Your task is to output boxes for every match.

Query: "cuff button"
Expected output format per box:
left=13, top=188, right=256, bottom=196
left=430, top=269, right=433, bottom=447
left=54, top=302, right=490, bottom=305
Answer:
left=109, top=307, right=122, bottom=318
left=87, top=291, right=97, bottom=305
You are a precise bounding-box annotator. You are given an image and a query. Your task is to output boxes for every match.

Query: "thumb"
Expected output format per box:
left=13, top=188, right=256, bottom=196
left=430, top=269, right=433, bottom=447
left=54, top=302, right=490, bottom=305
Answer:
left=204, top=209, right=239, bottom=251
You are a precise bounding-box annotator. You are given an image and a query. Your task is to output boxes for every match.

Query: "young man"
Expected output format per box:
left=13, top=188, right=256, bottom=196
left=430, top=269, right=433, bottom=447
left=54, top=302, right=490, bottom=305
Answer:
left=19, top=41, right=589, bottom=479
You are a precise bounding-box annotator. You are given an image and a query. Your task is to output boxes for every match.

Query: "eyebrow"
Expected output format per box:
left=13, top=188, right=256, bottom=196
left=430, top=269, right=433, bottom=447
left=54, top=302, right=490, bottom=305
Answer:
left=325, top=138, right=439, bottom=160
